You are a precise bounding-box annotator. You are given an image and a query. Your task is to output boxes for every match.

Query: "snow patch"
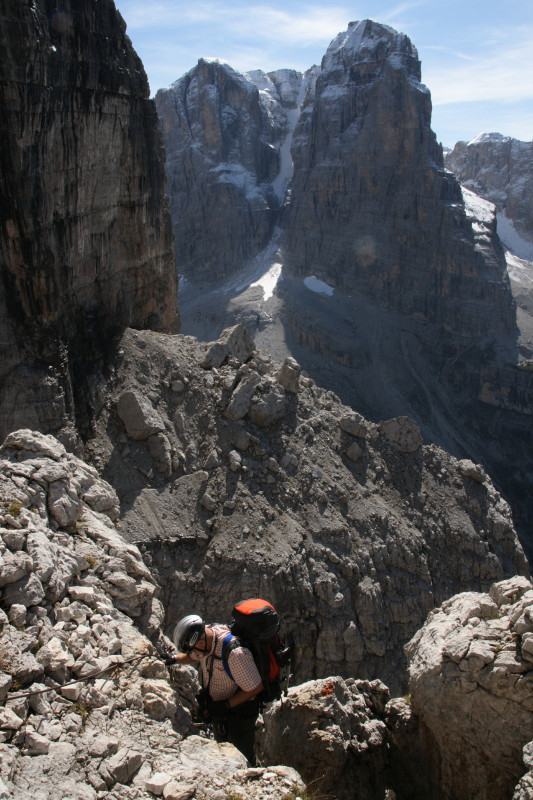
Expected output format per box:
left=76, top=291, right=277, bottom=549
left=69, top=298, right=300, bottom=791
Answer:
left=461, top=186, right=495, bottom=225
left=250, top=263, right=282, bottom=300
left=210, top=163, right=264, bottom=201
left=506, top=251, right=533, bottom=287
left=304, top=276, right=334, bottom=296
left=468, top=132, right=511, bottom=146
left=497, top=212, right=533, bottom=262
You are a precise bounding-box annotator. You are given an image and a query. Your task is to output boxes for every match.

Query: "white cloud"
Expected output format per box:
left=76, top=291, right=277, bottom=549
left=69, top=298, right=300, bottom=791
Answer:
left=424, top=27, right=533, bottom=106
left=119, top=1, right=351, bottom=43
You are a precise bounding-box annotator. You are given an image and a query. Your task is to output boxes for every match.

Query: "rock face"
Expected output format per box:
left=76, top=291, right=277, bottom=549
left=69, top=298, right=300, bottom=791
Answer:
left=0, top=429, right=306, bottom=800
left=259, top=676, right=442, bottom=800
left=445, top=133, right=533, bottom=256
left=0, top=0, right=179, bottom=445
left=82, top=325, right=528, bottom=695
left=160, top=21, right=533, bottom=558
left=406, top=576, right=533, bottom=800
left=258, top=677, right=390, bottom=800
left=283, top=21, right=514, bottom=341
left=155, top=63, right=320, bottom=282
left=155, top=60, right=280, bottom=282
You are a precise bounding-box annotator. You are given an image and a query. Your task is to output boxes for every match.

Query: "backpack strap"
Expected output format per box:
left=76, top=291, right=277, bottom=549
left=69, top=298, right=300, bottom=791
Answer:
left=221, top=633, right=239, bottom=682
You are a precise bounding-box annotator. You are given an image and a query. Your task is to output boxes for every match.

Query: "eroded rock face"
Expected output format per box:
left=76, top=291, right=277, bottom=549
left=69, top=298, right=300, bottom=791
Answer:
left=83, top=326, right=529, bottom=695
left=445, top=133, right=533, bottom=253
left=0, top=0, right=179, bottom=444
left=406, top=576, right=533, bottom=800
left=283, top=21, right=514, bottom=342
left=0, top=429, right=306, bottom=800
left=155, top=60, right=284, bottom=282
left=258, top=677, right=390, bottom=800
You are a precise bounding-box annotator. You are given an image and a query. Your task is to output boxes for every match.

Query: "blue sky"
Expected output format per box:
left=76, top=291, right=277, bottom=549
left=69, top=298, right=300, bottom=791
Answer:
left=115, top=0, right=533, bottom=148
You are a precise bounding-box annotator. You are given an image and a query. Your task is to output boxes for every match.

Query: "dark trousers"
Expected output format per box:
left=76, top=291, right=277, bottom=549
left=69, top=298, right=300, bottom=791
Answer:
left=212, top=699, right=259, bottom=765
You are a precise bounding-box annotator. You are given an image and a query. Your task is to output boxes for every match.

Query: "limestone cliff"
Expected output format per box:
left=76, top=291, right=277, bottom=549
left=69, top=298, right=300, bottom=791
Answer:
left=283, top=21, right=514, bottom=342
left=155, top=63, right=318, bottom=282
left=406, top=576, right=533, bottom=800
left=0, top=0, right=179, bottom=446
left=155, top=61, right=278, bottom=282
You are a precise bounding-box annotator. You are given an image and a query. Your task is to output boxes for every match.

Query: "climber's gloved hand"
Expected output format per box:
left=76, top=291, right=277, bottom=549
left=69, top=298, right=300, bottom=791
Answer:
left=163, top=653, right=178, bottom=666
left=206, top=697, right=230, bottom=719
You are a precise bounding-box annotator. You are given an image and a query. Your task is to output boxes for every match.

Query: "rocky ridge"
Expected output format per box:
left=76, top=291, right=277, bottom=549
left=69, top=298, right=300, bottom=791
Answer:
left=1, top=429, right=532, bottom=799
left=0, top=428, right=305, bottom=800
left=0, top=0, right=178, bottom=449
left=78, top=324, right=528, bottom=696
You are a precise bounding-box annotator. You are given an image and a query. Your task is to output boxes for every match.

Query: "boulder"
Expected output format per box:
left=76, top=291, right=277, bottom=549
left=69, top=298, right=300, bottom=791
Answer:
left=378, top=417, right=423, bottom=453
left=258, top=676, right=389, bottom=800
left=116, top=391, right=166, bottom=441
left=47, top=479, right=82, bottom=527
left=248, top=384, right=287, bottom=427
left=3, top=573, right=45, bottom=607
left=340, top=413, right=370, bottom=438
left=201, top=325, right=255, bottom=369
left=405, top=576, right=533, bottom=800
left=224, top=375, right=259, bottom=421
left=1, top=430, right=66, bottom=461
left=276, top=357, right=301, bottom=393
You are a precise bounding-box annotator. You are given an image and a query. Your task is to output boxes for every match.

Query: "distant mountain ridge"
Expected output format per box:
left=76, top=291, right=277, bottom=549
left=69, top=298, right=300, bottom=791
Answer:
left=445, top=133, right=533, bottom=261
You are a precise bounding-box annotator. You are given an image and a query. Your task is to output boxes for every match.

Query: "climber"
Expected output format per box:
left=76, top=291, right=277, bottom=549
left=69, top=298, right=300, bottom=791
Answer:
left=166, top=614, right=263, bottom=765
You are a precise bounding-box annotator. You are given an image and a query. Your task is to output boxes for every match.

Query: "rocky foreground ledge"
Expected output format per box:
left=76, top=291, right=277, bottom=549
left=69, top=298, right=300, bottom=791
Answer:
left=0, top=428, right=532, bottom=799
left=0, top=429, right=303, bottom=799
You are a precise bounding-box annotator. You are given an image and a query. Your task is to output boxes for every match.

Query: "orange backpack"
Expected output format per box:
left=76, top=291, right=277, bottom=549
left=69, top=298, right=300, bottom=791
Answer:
left=221, top=598, right=293, bottom=703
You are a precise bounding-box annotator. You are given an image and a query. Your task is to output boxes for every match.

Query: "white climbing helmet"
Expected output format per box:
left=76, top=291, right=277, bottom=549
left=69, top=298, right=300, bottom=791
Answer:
left=173, top=614, right=205, bottom=653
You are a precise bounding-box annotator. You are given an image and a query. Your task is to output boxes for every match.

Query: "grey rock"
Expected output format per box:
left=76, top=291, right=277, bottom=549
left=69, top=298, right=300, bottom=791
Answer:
left=201, top=325, right=255, bottom=369
left=0, top=551, right=33, bottom=587
left=0, top=673, right=12, bottom=703
left=47, top=479, right=82, bottom=528
left=82, top=480, right=120, bottom=520
left=1, top=430, right=66, bottom=461
left=200, top=493, right=217, bottom=512
left=7, top=605, right=26, bottom=627
left=25, top=530, right=79, bottom=601
left=276, top=357, right=301, bottom=393
left=3, top=573, right=45, bottom=608
left=227, top=450, right=242, bottom=473
left=378, top=417, right=423, bottom=453
left=116, top=391, right=167, bottom=441
left=406, top=577, right=533, bottom=800
left=345, top=442, right=363, bottom=462
left=249, top=384, right=287, bottom=427
left=0, top=630, right=43, bottom=684
left=104, top=746, right=143, bottom=785
left=458, top=459, right=487, bottom=483
left=340, top=413, right=370, bottom=438
left=148, top=433, right=173, bottom=475
left=224, top=375, right=260, bottom=421
left=258, top=676, right=389, bottom=800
